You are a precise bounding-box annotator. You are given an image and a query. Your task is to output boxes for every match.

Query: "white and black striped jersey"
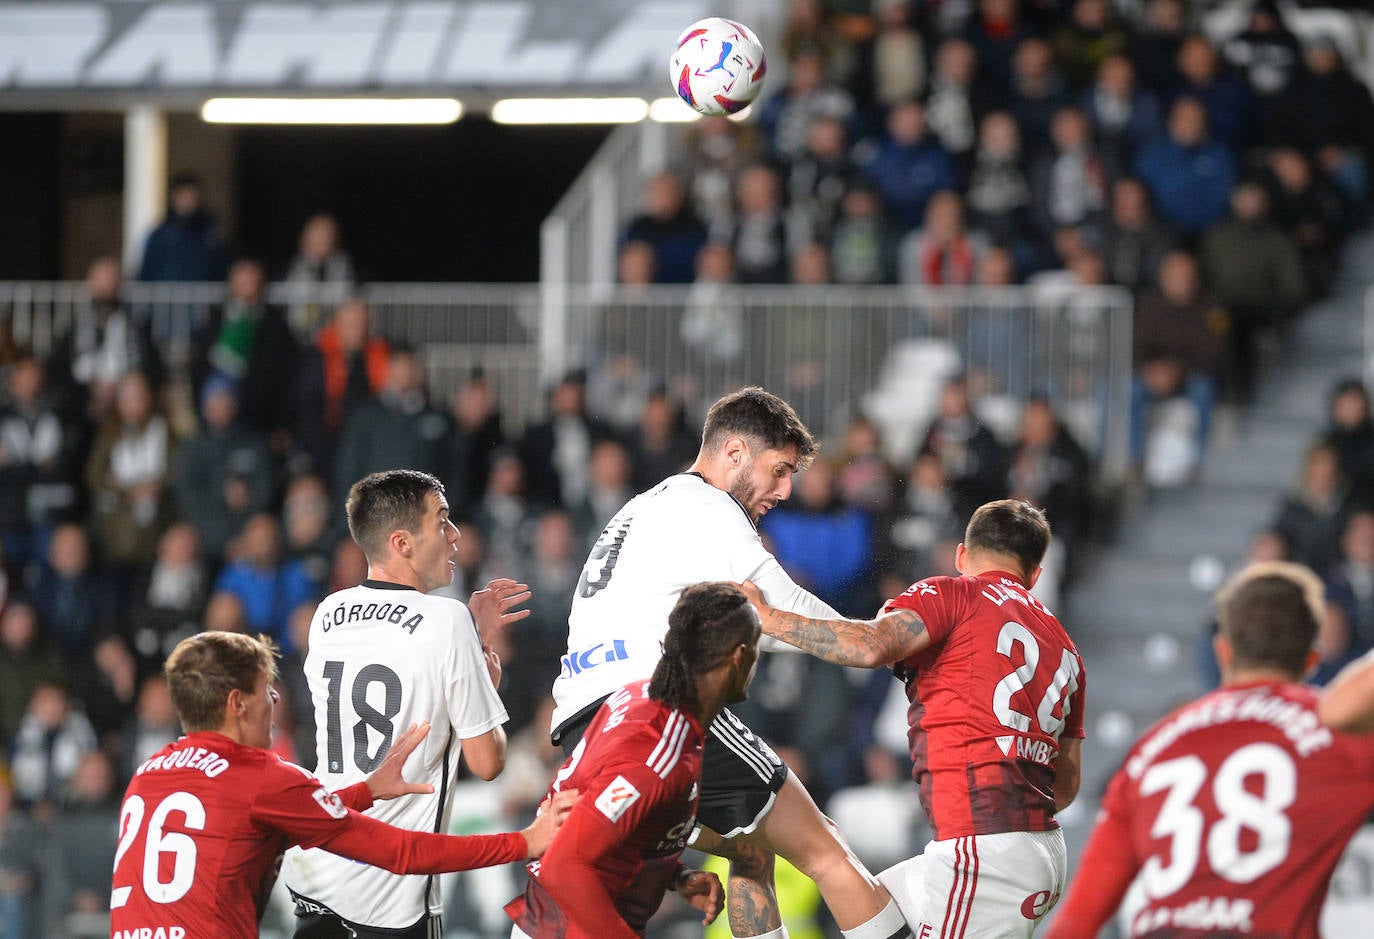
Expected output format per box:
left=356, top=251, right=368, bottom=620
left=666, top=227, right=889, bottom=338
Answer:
left=283, top=579, right=507, bottom=930
left=551, top=473, right=840, bottom=734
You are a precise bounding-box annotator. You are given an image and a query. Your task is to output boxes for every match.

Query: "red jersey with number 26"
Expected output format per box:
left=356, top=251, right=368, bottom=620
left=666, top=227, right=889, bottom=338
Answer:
left=508, top=681, right=704, bottom=939
left=886, top=570, right=1086, bottom=840
left=1047, top=681, right=1374, bottom=939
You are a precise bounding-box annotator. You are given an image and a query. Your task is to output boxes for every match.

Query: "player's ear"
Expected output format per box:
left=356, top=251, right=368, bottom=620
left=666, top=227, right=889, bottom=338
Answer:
left=1302, top=646, right=1322, bottom=681
left=1213, top=633, right=1233, bottom=675
left=954, top=543, right=968, bottom=574
left=389, top=527, right=411, bottom=557
left=1026, top=565, right=1042, bottom=590
left=724, top=435, right=748, bottom=467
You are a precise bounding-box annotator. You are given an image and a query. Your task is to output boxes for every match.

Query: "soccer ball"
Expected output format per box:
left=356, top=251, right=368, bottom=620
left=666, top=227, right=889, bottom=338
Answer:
left=668, top=17, right=767, bottom=117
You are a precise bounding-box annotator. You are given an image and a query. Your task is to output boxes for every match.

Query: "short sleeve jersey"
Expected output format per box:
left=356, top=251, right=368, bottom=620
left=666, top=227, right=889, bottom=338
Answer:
left=886, top=570, right=1086, bottom=839
left=552, top=474, right=836, bottom=731
left=111, top=732, right=367, bottom=939
left=510, top=681, right=704, bottom=939
left=1086, top=681, right=1374, bottom=938
left=283, top=579, right=508, bottom=929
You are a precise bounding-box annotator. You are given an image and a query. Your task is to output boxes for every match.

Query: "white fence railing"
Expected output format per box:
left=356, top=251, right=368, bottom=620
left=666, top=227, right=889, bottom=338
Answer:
left=0, top=281, right=1132, bottom=468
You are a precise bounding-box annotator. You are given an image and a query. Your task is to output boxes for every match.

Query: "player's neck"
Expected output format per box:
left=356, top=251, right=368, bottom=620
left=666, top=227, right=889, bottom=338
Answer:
left=1223, top=666, right=1301, bottom=687
left=363, top=562, right=425, bottom=592
left=687, top=452, right=723, bottom=488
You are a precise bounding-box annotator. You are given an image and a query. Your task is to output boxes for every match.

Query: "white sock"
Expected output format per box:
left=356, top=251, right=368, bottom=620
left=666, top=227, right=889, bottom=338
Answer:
left=737, top=925, right=788, bottom=939
left=840, top=899, right=912, bottom=939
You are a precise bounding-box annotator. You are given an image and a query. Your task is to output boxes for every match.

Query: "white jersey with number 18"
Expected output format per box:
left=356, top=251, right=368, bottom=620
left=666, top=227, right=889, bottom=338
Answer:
left=282, top=579, right=508, bottom=930
left=551, top=473, right=840, bottom=733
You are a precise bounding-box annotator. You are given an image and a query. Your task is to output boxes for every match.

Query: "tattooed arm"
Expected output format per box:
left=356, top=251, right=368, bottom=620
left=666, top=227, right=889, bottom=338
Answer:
left=738, top=580, right=932, bottom=668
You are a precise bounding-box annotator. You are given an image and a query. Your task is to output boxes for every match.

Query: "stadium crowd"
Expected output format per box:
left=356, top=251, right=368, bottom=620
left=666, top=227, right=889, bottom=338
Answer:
left=3, top=0, right=1374, bottom=936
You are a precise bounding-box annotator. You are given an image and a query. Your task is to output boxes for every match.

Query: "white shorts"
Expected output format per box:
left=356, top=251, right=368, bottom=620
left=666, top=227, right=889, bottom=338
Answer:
left=877, top=829, right=1067, bottom=939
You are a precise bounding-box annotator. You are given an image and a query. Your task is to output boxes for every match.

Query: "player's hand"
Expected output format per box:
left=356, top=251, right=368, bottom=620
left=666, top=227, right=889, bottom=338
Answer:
left=366, top=722, right=436, bottom=802
left=736, top=580, right=771, bottom=615
left=470, top=578, right=533, bottom=642
left=521, top=789, right=579, bottom=858
left=676, top=869, right=724, bottom=924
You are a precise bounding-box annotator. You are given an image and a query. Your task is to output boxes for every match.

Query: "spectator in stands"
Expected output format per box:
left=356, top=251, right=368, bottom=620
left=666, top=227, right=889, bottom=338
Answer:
left=517, top=370, right=614, bottom=509
left=1221, top=0, right=1302, bottom=101
left=506, top=510, right=580, bottom=729
left=29, top=524, right=117, bottom=663
left=121, top=524, right=205, bottom=679
left=0, top=356, right=80, bottom=570
left=293, top=298, right=389, bottom=481
left=136, top=174, right=228, bottom=283
left=1008, top=395, right=1093, bottom=570
left=830, top=182, right=899, bottom=285
left=472, top=449, right=537, bottom=578
left=685, top=116, right=757, bottom=234
left=626, top=388, right=697, bottom=492
left=899, top=190, right=989, bottom=286
left=282, top=473, right=336, bottom=588
left=68, top=633, right=137, bottom=739
left=1007, top=37, right=1071, bottom=157
left=202, top=590, right=247, bottom=633
left=1050, top=0, right=1130, bottom=89
left=212, top=513, right=318, bottom=651
left=569, top=438, right=635, bottom=548
left=1264, top=146, right=1347, bottom=299
left=861, top=99, right=959, bottom=232
left=757, top=45, right=857, bottom=165
left=836, top=416, right=899, bottom=516
left=85, top=370, right=176, bottom=569
left=1273, top=442, right=1357, bottom=576
left=1030, top=105, right=1109, bottom=239
left=1134, top=96, right=1236, bottom=236
left=174, top=373, right=273, bottom=562
left=8, top=683, right=96, bottom=813
left=1130, top=0, right=1186, bottom=95
left=1324, top=510, right=1374, bottom=663
left=282, top=212, right=357, bottom=339
left=193, top=258, right=299, bottom=441
left=44, top=750, right=119, bottom=933
left=334, top=347, right=449, bottom=495
left=1201, top=179, right=1307, bottom=403
left=1129, top=250, right=1226, bottom=480
left=443, top=370, right=507, bottom=513
left=50, top=257, right=164, bottom=422
left=962, top=0, right=1035, bottom=96
left=623, top=170, right=708, bottom=285
left=0, top=774, right=42, bottom=939
left=1081, top=55, right=1163, bottom=180
left=924, top=37, right=992, bottom=176
left=1172, top=35, right=1254, bottom=151
left=119, top=675, right=180, bottom=779
left=0, top=601, right=63, bottom=747
left=850, top=0, right=926, bottom=113
left=886, top=451, right=961, bottom=582
left=787, top=115, right=856, bottom=245
left=762, top=457, right=874, bottom=612
left=966, top=110, right=1035, bottom=259
left=918, top=375, right=1008, bottom=519
left=682, top=244, right=747, bottom=378
left=1100, top=176, right=1174, bottom=291
left=1322, top=379, right=1374, bottom=505
left=725, top=162, right=792, bottom=283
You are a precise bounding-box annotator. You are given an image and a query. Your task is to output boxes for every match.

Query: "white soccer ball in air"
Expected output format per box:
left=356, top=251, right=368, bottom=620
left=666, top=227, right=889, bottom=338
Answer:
left=668, top=17, right=767, bottom=117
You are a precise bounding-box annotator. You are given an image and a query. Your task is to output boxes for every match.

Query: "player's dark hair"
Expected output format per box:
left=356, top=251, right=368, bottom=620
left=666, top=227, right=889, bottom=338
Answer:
left=964, top=499, right=1051, bottom=579
left=346, top=470, right=446, bottom=560
left=1217, top=561, right=1323, bottom=677
left=701, top=387, right=818, bottom=467
left=165, top=631, right=279, bottom=733
left=650, top=582, right=760, bottom=710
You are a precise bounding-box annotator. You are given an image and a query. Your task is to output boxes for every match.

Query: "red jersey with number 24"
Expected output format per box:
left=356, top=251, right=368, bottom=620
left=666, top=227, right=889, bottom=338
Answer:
left=886, top=570, right=1086, bottom=840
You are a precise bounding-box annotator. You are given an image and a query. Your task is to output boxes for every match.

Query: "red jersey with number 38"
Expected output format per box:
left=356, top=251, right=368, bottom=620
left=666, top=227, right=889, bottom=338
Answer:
left=886, top=570, right=1086, bottom=840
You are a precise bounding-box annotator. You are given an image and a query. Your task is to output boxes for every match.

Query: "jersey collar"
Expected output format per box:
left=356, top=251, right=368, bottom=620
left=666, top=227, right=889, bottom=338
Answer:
left=361, top=578, right=417, bottom=591
left=976, top=569, right=1027, bottom=588
left=684, top=471, right=757, bottom=532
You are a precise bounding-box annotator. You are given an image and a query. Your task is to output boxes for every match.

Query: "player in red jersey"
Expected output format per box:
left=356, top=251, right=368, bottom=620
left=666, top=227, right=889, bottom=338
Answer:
left=111, top=630, right=574, bottom=939
left=1048, top=561, right=1374, bottom=939
left=507, top=581, right=763, bottom=939
left=742, top=499, right=1085, bottom=938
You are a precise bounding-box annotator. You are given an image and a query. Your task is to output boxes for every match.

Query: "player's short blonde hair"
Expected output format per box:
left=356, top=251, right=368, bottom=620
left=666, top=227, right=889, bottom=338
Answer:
left=1216, top=561, right=1324, bottom=676
left=165, top=631, right=278, bottom=732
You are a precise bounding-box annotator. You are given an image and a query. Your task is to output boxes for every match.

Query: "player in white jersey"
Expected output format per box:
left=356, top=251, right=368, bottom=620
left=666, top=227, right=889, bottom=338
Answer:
left=551, top=388, right=911, bottom=939
left=284, top=469, right=532, bottom=938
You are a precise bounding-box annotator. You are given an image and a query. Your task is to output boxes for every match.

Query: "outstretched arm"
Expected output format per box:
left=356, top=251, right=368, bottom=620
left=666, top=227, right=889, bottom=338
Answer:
left=738, top=581, right=932, bottom=668
left=1320, top=651, right=1374, bottom=734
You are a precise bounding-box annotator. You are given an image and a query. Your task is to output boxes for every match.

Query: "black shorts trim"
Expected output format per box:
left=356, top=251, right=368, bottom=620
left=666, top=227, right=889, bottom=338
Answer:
left=290, top=889, right=440, bottom=939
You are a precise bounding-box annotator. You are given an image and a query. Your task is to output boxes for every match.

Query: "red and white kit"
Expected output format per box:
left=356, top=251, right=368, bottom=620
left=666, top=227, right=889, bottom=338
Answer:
left=508, top=680, right=703, bottom=939
left=1047, top=680, right=1374, bottom=939
left=877, top=570, right=1086, bottom=939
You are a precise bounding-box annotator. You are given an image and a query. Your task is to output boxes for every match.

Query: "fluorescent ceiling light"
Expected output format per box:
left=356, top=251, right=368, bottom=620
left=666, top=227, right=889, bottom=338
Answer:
left=490, top=97, right=649, bottom=125
left=648, top=97, right=701, bottom=123
left=201, top=98, right=463, bottom=125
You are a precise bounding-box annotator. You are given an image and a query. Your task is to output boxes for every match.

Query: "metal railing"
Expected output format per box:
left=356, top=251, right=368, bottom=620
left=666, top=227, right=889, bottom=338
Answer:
left=0, top=280, right=1132, bottom=469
